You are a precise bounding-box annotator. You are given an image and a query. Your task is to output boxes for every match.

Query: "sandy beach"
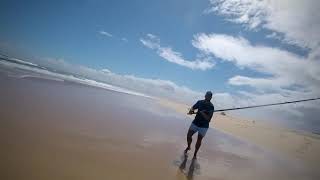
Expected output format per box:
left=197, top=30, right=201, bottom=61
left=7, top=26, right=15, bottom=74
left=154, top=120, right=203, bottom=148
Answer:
left=1, top=72, right=319, bottom=180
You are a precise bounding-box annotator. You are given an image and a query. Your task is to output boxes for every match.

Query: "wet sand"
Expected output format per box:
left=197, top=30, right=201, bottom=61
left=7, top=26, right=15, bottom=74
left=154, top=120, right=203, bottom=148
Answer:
left=1, top=74, right=319, bottom=180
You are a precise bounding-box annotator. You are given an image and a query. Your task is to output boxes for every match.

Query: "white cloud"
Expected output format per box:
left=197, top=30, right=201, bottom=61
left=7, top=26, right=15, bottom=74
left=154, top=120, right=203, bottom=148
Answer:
left=265, top=32, right=281, bottom=40
left=99, top=30, right=113, bottom=37
left=207, top=0, right=320, bottom=51
left=228, top=76, right=285, bottom=90
left=193, top=33, right=320, bottom=92
left=101, top=68, right=111, bottom=73
left=121, top=37, right=128, bottom=42
left=140, top=34, right=214, bottom=70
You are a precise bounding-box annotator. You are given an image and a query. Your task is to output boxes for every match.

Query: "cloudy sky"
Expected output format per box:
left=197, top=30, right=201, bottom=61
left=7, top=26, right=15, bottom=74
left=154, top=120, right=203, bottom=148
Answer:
left=1, top=0, right=320, bottom=131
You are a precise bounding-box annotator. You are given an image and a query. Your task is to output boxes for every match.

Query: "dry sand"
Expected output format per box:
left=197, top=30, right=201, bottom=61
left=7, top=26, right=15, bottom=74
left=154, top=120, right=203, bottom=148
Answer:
left=0, top=72, right=319, bottom=180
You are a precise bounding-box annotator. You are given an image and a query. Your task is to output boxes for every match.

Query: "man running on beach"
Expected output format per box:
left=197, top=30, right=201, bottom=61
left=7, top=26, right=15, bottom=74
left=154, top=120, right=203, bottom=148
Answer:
left=185, top=91, right=214, bottom=158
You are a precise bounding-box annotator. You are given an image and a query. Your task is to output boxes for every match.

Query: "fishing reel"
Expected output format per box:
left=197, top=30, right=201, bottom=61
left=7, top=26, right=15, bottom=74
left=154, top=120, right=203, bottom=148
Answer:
left=187, top=108, right=197, bottom=115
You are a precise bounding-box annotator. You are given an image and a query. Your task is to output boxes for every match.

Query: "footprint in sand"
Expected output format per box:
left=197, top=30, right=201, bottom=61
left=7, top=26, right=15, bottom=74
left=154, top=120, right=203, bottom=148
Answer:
left=296, top=137, right=312, bottom=155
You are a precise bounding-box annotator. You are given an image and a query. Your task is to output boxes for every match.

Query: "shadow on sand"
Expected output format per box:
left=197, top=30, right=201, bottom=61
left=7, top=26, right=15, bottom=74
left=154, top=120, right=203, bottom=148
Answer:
left=176, top=153, right=199, bottom=180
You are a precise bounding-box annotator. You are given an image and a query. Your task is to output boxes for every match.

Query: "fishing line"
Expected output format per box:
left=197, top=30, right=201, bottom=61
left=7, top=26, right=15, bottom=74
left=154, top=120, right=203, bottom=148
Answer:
left=213, top=97, right=320, bottom=112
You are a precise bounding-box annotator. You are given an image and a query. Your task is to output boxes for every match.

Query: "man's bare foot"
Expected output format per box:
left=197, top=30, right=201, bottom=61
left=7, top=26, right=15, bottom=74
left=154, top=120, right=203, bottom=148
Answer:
left=184, top=147, right=191, bottom=154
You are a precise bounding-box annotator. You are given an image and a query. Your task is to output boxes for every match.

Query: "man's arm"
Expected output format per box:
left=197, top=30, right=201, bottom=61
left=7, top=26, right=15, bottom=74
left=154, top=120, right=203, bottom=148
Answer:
left=187, top=101, right=200, bottom=114
left=187, top=108, right=195, bottom=115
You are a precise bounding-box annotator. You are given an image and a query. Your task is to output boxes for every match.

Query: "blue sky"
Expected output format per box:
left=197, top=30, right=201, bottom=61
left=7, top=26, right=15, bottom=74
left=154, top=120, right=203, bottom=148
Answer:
left=1, top=0, right=320, bottom=130
left=0, top=0, right=298, bottom=92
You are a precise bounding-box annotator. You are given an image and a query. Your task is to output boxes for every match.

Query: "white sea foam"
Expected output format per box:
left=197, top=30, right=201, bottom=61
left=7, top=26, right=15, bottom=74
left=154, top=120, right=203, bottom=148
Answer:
left=0, top=60, right=151, bottom=98
left=11, top=58, right=39, bottom=67
left=19, top=75, right=65, bottom=82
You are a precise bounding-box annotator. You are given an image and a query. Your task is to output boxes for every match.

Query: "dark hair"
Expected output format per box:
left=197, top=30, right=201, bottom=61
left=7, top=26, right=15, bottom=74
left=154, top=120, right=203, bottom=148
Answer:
left=206, top=91, right=212, bottom=96
left=206, top=91, right=212, bottom=97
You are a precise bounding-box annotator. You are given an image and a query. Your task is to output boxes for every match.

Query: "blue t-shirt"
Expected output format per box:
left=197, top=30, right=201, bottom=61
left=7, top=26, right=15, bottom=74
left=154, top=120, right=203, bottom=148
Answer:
left=192, top=100, right=214, bottom=128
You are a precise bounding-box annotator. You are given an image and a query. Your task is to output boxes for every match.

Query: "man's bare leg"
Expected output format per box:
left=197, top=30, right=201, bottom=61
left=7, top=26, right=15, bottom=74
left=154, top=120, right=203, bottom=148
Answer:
left=185, top=129, right=196, bottom=154
left=193, top=134, right=204, bottom=158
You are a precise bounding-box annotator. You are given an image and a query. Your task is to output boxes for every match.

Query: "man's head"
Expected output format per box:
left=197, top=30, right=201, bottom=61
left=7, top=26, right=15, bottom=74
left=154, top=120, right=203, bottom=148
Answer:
left=205, top=91, right=212, bottom=101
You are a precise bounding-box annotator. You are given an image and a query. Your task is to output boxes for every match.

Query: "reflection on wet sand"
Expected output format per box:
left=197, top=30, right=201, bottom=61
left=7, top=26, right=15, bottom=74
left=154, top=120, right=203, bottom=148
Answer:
left=179, top=154, right=188, bottom=171
left=178, top=153, right=199, bottom=180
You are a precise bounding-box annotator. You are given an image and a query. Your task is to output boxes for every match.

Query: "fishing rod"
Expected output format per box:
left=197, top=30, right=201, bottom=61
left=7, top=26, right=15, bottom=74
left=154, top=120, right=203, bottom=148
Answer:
left=189, top=97, right=320, bottom=114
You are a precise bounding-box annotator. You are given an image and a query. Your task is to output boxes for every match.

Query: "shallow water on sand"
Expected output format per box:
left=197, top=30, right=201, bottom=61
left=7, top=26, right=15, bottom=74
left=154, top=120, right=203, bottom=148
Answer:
left=0, top=73, right=318, bottom=180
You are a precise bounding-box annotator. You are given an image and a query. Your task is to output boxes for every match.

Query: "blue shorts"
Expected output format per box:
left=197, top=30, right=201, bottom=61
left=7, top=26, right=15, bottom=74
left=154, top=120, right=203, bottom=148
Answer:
left=189, top=123, right=208, bottom=137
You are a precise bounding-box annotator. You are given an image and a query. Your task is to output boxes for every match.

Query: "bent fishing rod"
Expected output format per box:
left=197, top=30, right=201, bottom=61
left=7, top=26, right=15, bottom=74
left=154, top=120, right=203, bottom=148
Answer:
left=189, top=97, right=320, bottom=114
